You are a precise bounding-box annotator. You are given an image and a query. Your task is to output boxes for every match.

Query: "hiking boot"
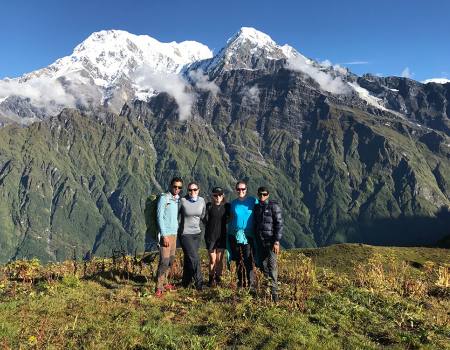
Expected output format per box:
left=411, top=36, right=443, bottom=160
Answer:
left=154, top=289, right=164, bottom=298
left=181, top=279, right=190, bottom=288
left=164, top=284, right=177, bottom=291
left=208, top=276, right=216, bottom=288
left=215, top=275, right=222, bottom=285
left=272, top=293, right=279, bottom=302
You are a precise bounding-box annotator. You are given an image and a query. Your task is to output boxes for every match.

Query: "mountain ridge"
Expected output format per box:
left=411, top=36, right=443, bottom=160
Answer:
left=1, top=27, right=447, bottom=127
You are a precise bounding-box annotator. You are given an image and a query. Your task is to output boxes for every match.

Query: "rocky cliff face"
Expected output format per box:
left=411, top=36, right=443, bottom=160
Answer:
left=122, top=63, right=450, bottom=249
left=356, top=75, right=450, bottom=135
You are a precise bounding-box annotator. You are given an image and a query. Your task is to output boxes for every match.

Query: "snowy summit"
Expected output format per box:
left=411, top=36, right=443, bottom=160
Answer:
left=226, top=27, right=278, bottom=48
left=21, top=29, right=212, bottom=91
left=188, top=27, right=299, bottom=75
left=0, top=27, right=431, bottom=125
left=422, top=78, right=450, bottom=85
left=0, top=29, right=213, bottom=123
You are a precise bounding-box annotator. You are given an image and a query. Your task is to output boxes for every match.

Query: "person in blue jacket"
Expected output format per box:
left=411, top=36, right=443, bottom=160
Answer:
left=227, top=180, right=258, bottom=289
left=155, top=176, right=183, bottom=298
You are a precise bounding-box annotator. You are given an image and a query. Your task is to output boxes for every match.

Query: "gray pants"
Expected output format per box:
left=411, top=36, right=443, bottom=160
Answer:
left=260, top=242, right=278, bottom=295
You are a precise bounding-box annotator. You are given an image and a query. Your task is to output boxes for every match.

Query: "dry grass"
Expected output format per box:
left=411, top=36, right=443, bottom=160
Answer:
left=0, top=245, right=449, bottom=349
left=353, top=253, right=434, bottom=299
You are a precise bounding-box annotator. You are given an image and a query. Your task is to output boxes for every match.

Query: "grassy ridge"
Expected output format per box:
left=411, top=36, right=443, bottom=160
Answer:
left=300, top=243, right=450, bottom=274
left=0, top=244, right=448, bottom=349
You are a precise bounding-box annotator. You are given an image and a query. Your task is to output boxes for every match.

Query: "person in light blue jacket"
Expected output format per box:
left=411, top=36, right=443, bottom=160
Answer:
left=155, top=176, right=183, bottom=298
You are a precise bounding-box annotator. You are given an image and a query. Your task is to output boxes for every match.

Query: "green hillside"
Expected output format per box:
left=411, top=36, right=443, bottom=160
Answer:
left=0, top=110, right=157, bottom=262
left=0, top=244, right=448, bottom=349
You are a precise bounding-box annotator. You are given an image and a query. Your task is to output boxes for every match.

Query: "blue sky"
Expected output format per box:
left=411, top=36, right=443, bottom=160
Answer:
left=1, top=0, right=449, bottom=81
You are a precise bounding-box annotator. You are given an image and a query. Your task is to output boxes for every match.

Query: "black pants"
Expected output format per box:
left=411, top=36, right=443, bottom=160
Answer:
left=260, top=242, right=278, bottom=295
left=180, top=233, right=203, bottom=288
left=229, top=235, right=255, bottom=288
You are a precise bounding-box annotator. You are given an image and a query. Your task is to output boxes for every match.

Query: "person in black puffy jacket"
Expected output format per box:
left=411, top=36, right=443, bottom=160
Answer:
left=253, top=186, right=283, bottom=301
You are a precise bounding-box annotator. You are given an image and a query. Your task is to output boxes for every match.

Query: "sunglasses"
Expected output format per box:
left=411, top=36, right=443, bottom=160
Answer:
left=188, top=188, right=199, bottom=192
left=172, top=185, right=183, bottom=189
left=258, top=192, right=269, bottom=196
left=236, top=188, right=246, bottom=192
left=212, top=193, right=223, bottom=197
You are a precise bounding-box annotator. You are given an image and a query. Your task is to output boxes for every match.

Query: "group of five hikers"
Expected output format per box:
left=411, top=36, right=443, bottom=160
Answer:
left=154, top=177, right=283, bottom=302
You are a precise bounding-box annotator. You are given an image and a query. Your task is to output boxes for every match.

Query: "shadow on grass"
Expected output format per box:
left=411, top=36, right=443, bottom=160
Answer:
left=83, top=270, right=151, bottom=289
left=80, top=250, right=159, bottom=289
left=332, top=206, right=450, bottom=247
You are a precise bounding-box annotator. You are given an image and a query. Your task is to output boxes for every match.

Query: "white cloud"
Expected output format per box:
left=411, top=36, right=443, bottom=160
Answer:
left=0, top=71, right=107, bottom=120
left=318, top=60, right=347, bottom=75
left=0, top=76, right=77, bottom=109
left=333, top=64, right=348, bottom=75
left=401, top=67, right=413, bottom=79
left=188, top=70, right=220, bottom=96
left=242, top=84, right=260, bottom=105
left=133, top=66, right=195, bottom=120
left=286, top=56, right=351, bottom=94
left=320, top=60, right=333, bottom=67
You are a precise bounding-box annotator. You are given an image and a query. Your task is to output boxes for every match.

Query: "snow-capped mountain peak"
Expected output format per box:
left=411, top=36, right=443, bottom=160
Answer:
left=422, top=78, right=450, bottom=85
left=73, top=30, right=212, bottom=67
left=222, top=27, right=299, bottom=61
left=227, top=27, right=277, bottom=48
left=1, top=29, right=213, bottom=123
left=187, top=27, right=300, bottom=75
left=0, top=27, right=423, bottom=127
left=48, top=29, right=212, bottom=86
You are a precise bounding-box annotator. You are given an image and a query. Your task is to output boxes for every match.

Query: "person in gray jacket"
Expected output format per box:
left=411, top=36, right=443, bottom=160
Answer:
left=179, top=181, right=206, bottom=290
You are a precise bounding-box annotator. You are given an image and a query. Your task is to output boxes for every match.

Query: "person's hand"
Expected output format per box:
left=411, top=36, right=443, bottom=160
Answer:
left=162, top=237, right=170, bottom=247
left=273, top=242, right=280, bottom=255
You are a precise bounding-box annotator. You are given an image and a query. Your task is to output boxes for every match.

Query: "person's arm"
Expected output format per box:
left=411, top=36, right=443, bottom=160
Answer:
left=177, top=198, right=184, bottom=236
left=272, top=202, right=283, bottom=254
left=253, top=203, right=259, bottom=233
left=157, top=195, right=170, bottom=247
left=202, top=202, right=210, bottom=225
left=228, top=205, right=233, bottom=224
left=157, top=195, right=167, bottom=236
left=225, top=203, right=231, bottom=223
left=200, top=198, right=206, bottom=220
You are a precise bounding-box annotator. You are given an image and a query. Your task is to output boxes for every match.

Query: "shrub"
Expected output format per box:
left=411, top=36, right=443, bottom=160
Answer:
left=354, top=253, right=429, bottom=298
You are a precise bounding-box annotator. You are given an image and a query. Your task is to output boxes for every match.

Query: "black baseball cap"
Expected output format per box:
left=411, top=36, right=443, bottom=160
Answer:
left=212, top=186, right=224, bottom=195
left=257, top=186, right=270, bottom=195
